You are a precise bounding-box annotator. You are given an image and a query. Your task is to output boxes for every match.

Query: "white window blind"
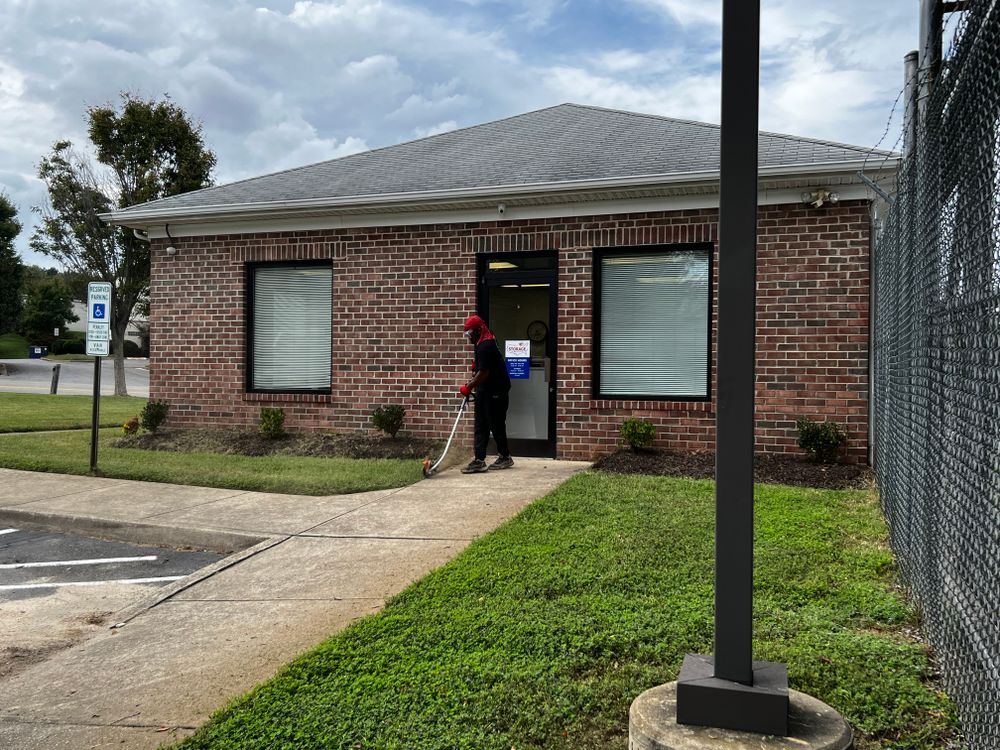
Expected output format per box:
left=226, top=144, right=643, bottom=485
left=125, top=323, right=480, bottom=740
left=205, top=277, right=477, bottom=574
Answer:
left=599, top=250, right=710, bottom=397
left=252, top=265, right=332, bottom=390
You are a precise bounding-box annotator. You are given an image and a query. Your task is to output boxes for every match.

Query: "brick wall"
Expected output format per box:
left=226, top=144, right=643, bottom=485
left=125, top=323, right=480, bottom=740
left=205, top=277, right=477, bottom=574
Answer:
left=149, top=201, right=869, bottom=462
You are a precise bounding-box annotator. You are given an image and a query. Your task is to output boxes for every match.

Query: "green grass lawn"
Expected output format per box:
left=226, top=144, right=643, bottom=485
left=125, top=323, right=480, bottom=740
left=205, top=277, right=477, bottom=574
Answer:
left=44, top=353, right=96, bottom=362
left=0, top=393, right=146, bottom=433
left=0, top=428, right=423, bottom=495
left=173, top=473, right=957, bottom=750
left=0, top=332, right=29, bottom=358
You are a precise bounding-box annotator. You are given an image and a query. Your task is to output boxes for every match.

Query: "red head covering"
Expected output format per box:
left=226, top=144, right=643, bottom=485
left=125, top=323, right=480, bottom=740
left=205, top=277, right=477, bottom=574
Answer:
left=463, top=314, right=496, bottom=343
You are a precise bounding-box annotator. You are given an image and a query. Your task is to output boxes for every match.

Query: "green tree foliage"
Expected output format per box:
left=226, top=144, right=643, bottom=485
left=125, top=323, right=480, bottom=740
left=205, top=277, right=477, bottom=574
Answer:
left=0, top=193, right=24, bottom=334
left=21, top=275, right=78, bottom=346
left=31, top=93, right=216, bottom=394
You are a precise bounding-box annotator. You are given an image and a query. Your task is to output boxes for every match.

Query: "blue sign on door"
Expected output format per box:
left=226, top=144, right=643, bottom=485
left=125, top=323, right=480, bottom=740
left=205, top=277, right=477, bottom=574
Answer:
left=506, top=358, right=529, bottom=379
left=92, top=303, right=106, bottom=319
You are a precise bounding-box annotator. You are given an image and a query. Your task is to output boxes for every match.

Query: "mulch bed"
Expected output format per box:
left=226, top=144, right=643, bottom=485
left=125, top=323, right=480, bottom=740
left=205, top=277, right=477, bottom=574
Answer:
left=116, top=429, right=870, bottom=489
left=115, top=428, right=443, bottom=460
left=592, top=448, right=873, bottom=490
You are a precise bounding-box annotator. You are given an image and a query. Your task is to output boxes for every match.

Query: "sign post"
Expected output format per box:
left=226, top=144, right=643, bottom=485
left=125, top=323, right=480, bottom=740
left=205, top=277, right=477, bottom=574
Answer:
left=87, top=282, right=112, bottom=474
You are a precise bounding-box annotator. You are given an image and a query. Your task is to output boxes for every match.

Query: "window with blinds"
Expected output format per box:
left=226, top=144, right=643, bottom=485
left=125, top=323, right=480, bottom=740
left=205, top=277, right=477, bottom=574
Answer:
left=250, top=264, right=332, bottom=391
left=597, top=248, right=710, bottom=398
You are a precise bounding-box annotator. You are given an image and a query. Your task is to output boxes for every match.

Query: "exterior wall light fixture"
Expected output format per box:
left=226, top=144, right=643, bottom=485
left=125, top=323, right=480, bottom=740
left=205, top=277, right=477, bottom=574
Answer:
left=164, top=224, right=177, bottom=256
left=800, top=188, right=840, bottom=208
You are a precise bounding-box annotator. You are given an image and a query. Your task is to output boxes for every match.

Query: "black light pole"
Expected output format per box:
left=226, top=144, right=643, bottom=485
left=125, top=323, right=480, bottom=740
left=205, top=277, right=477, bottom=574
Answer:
left=90, top=356, right=101, bottom=474
left=675, top=0, right=789, bottom=735
left=712, top=0, right=759, bottom=687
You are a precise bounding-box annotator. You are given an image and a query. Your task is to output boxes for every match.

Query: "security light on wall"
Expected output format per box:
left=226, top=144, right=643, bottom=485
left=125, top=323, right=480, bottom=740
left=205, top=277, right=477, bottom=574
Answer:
left=800, top=188, right=840, bottom=208
left=164, top=224, right=177, bottom=256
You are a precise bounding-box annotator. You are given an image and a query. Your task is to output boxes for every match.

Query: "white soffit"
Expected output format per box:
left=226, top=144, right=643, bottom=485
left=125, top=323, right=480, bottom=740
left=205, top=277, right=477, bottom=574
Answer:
left=138, top=182, right=882, bottom=240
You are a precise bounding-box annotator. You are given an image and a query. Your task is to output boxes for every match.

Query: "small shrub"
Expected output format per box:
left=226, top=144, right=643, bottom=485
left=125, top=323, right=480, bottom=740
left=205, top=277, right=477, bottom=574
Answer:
left=372, top=405, right=406, bottom=438
left=796, top=417, right=847, bottom=463
left=259, top=407, right=286, bottom=439
left=121, top=416, right=139, bottom=436
left=139, top=399, right=169, bottom=433
left=123, top=340, right=142, bottom=357
left=620, top=417, right=656, bottom=451
left=52, top=339, right=86, bottom=354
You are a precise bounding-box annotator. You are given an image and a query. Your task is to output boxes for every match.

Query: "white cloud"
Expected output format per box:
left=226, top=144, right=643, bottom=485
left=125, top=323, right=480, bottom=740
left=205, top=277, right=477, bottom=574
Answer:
left=413, top=120, right=459, bottom=138
left=243, top=117, right=368, bottom=176
left=633, top=0, right=722, bottom=28
left=541, top=66, right=721, bottom=124
left=0, top=0, right=918, bottom=266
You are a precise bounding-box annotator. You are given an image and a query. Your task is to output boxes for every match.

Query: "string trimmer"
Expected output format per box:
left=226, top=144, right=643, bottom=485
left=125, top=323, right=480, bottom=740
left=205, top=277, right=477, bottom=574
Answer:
left=422, top=394, right=472, bottom=478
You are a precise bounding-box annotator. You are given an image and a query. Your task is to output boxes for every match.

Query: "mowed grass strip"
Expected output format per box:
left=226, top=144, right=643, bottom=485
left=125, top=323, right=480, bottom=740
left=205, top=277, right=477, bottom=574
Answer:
left=174, top=473, right=957, bottom=750
left=0, top=393, right=147, bottom=433
left=0, top=428, right=422, bottom=495
left=0, top=332, right=29, bottom=358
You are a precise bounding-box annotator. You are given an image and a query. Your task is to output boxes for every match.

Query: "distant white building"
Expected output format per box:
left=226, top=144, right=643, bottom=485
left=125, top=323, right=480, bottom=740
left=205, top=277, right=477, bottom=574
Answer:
left=67, top=301, right=147, bottom=350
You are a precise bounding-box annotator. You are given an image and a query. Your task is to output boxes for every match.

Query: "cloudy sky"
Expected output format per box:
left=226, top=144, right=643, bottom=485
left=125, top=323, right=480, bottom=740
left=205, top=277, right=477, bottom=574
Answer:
left=2, top=0, right=918, bottom=266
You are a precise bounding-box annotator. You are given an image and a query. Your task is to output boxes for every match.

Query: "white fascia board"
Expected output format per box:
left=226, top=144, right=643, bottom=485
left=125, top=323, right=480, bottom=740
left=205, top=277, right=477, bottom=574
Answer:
left=139, top=184, right=874, bottom=240
left=105, top=158, right=896, bottom=230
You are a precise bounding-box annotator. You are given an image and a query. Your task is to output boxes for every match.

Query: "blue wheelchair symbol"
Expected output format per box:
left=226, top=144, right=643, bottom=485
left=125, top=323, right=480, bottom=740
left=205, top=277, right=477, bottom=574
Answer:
left=93, top=303, right=106, bottom=319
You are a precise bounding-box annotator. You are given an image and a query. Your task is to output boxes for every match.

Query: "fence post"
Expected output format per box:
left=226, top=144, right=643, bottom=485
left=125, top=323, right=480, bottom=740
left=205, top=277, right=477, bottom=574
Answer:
left=918, top=0, right=942, bottom=119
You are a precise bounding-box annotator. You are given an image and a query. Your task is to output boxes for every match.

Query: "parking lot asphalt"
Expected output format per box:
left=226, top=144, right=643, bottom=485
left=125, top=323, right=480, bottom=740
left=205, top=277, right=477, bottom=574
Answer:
left=1, top=528, right=221, bottom=600
left=0, top=358, right=149, bottom=397
left=0, top=458, right=591, bottom=749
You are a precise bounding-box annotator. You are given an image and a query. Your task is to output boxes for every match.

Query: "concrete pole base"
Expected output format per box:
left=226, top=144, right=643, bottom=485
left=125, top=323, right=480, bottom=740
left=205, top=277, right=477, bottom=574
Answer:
left=630, top=682, right=853, bottom=750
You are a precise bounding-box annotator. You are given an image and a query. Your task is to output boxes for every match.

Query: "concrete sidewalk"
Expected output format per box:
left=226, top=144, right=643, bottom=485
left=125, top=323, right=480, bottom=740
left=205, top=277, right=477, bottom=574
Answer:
left=0, top=459, right=589, bottom=749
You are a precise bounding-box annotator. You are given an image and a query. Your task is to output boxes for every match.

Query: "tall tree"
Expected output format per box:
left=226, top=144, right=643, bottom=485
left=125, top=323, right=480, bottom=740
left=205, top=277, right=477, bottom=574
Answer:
left=32, top=93, right=216, bottom=394
left=21, top=275, right=78, bottom=346
left=0, top=192, right=24, bottom=334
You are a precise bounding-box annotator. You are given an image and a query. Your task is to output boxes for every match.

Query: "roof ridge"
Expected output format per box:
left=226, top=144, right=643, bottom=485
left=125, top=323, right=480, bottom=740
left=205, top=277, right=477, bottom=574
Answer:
left=562, top=102, right=722, bottom=131
left=757, top=127, right=897, bottom=157
left=564, top=102, right=897, bottom=157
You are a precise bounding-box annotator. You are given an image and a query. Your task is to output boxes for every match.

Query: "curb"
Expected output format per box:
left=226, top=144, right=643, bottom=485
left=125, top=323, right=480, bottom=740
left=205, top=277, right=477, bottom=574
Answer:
left=113, top=534, right=288, bottom=625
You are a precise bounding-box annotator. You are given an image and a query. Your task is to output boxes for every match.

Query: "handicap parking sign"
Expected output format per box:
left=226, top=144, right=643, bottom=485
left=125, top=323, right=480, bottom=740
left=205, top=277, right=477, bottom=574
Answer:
left=92, top=303, right=106, bottom=319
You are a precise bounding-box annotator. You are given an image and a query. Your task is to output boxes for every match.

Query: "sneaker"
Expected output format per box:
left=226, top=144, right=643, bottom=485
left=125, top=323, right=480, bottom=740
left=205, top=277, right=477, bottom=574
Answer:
left=488, top=455, right=514, bottom=470
left=461, top=459, right=488, bottom=474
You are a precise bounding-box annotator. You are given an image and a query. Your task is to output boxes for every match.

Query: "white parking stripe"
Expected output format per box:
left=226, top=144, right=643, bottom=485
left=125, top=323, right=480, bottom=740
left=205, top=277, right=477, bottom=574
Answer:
left=0, top=555, right=158, bottom=570
left=0, top=529, right=17, bottom=535
left=0, top=576, right=185, bottom=591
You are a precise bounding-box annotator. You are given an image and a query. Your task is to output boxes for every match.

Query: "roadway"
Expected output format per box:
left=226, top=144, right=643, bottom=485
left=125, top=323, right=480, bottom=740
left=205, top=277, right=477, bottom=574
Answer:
left=0, top=358, right=149, bottom=397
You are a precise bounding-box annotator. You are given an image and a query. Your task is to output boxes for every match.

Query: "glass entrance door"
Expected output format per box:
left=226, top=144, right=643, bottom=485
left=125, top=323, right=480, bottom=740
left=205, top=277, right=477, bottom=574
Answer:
left=480, top=254, right=556, bottom=457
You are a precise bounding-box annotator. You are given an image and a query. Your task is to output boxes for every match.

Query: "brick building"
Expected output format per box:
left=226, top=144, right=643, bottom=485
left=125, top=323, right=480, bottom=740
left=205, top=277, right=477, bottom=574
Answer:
left=106, top=104, right=896, bottom=463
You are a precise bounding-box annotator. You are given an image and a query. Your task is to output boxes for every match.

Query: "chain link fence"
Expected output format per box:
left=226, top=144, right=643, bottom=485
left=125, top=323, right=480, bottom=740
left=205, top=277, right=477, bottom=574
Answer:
left=871, top=2, right=1000, bottom=747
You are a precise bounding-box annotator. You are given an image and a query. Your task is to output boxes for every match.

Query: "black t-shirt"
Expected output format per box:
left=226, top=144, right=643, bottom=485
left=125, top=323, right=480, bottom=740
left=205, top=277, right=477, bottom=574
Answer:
left=474, top=338, right=511, bottom=395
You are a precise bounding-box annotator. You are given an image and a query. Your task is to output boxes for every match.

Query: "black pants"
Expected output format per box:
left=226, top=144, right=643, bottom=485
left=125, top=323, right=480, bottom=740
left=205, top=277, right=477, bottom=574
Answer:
left=474, top=391, right=510, bottom=461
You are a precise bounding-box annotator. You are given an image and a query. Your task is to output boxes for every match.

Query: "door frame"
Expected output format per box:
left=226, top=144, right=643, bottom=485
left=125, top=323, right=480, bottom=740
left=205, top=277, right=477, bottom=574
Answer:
left=478, top=252, right=558, bottom=458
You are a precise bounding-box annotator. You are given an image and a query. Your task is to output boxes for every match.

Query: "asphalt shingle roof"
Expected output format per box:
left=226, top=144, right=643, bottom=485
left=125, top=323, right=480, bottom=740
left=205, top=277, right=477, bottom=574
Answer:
left=117, top=103, right=890, bottom=216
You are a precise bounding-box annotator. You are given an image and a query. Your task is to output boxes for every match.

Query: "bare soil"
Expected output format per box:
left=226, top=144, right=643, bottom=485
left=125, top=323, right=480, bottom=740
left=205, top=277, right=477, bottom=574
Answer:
left=592, top=448, right=873, bottom=489
left=115, top=428, right=443, bottom=460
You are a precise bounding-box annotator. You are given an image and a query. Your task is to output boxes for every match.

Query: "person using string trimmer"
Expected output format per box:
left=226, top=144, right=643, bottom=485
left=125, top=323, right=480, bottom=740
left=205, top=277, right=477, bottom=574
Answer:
left=459, top=314, right=513, bottom=473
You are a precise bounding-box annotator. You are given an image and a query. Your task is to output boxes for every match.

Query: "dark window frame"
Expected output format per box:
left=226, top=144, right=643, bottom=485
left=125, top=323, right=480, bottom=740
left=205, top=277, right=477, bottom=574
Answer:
left=245, top=260, right=334, bottom=395
left=592, top=243, right=713, bottom=401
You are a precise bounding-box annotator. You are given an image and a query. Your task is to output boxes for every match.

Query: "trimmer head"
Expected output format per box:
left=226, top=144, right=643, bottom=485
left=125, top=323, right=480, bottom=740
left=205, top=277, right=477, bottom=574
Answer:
left=421, top=458, right=435, bottom=478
